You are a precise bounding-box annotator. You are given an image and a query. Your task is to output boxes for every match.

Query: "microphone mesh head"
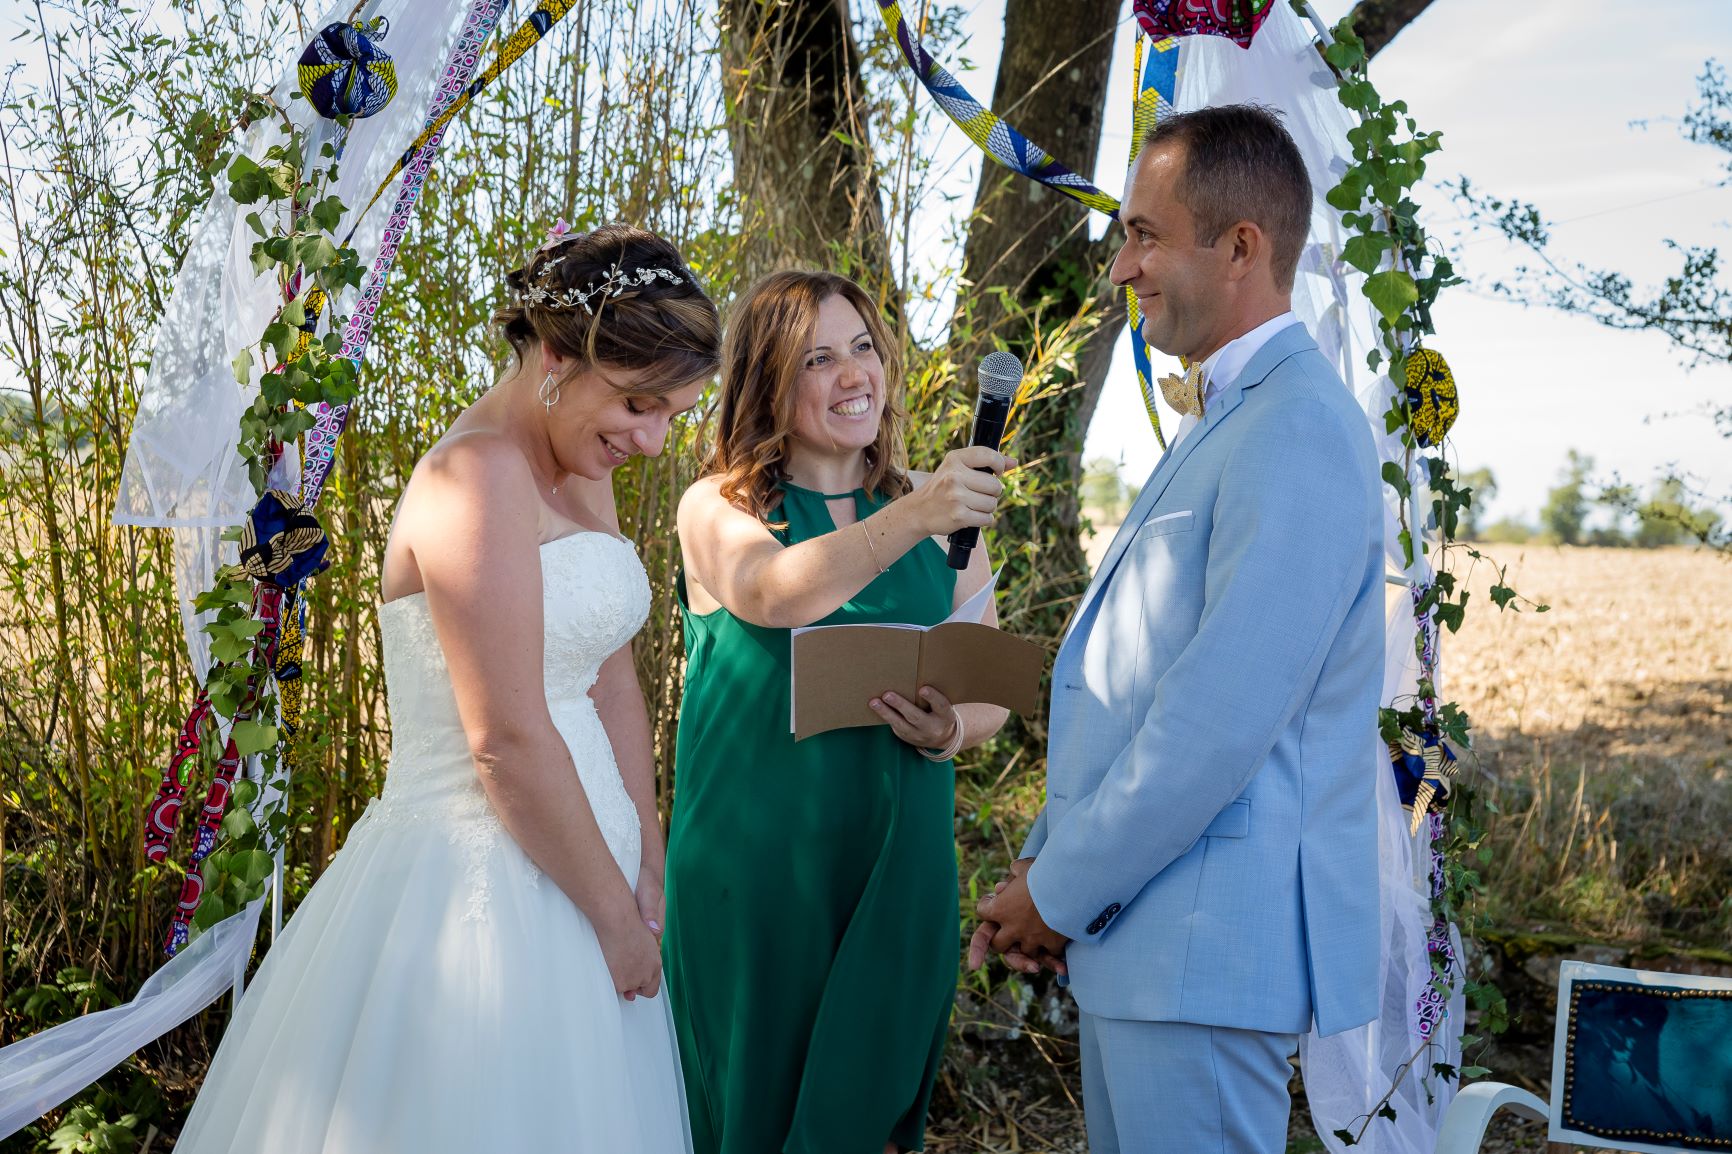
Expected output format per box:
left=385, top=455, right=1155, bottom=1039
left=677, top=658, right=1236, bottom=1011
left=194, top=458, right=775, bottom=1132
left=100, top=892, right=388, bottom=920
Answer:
left=977, top=350, right=1024, bottom=400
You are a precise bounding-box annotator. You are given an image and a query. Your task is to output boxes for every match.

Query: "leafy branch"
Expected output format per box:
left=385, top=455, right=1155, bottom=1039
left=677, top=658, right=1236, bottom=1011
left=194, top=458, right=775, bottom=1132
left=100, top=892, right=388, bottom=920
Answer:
left=174, top=96, right=361, bottom=935
left=1310, top=6, right=1546, bottom=1134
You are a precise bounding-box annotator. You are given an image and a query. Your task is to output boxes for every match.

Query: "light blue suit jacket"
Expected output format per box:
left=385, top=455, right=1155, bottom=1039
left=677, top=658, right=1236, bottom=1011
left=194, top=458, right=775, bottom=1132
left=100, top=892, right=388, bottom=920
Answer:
left=1024, top=322, right=1383, bottom=1038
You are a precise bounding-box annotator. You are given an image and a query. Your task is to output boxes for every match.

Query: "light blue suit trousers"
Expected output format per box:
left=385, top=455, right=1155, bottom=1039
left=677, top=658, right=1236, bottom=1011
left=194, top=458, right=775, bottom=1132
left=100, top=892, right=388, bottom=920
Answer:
left=1024, top=323, right=1385, bottom=1152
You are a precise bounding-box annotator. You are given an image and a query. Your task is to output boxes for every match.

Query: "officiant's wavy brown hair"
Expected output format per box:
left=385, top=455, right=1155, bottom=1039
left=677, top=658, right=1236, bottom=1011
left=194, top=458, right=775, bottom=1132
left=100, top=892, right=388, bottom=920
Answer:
left=705, top=271, right=911, bottom=523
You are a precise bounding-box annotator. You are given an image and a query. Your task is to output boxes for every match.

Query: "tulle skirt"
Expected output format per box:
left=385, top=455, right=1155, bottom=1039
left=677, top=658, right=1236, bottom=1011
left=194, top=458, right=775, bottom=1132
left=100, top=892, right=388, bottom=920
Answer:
left=173, top=797, right=691, bottom=1153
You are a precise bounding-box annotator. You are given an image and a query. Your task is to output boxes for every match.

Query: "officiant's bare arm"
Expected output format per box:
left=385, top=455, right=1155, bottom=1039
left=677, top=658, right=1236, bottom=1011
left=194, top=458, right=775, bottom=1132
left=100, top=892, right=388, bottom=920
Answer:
left=676, top=446, right=1011, bottom=630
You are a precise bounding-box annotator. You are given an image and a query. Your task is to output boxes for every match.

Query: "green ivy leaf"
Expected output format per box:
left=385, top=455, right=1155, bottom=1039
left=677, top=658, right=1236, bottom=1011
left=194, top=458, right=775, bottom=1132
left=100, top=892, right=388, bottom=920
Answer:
left=1341, top=232, right=1394, bottom=275
left=1380, top=461, right=1412, bottom=499
left=231, top=778, right=260, bottom=809
left=193, top=892, right=228, bottom=929
left=1460, top=1065, right=1491, bottom=1079
left=1364, top=269, right=1419, bottom=323
left=221, top=805, right=256, bottom=840
left=298, top=235, right=337, bottom=273
left=230, top=347, right=254, bottom=386
left=208, top=634, right=253, bottom=664
left=236, top=849, right=274, bottom=887
left=1332, top=1129, right=1358, bottom=1146
left=231, top=719, right=279, bottom=756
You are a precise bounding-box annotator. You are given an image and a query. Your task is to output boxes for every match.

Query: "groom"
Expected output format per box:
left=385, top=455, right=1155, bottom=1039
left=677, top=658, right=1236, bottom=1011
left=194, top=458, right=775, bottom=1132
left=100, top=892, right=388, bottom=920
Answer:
left=973, top=104, right=1384, bottom=1153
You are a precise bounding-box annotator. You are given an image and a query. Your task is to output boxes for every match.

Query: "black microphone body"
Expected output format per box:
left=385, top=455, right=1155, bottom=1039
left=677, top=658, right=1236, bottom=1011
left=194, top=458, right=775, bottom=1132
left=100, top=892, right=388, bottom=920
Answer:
left=946, top=389, right=1013, bottom=570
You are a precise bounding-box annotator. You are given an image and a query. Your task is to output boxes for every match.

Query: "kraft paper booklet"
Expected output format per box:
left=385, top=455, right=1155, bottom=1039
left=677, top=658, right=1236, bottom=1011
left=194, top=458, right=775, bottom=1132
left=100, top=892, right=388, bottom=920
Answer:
left=790, top=571, right=1047, bottom=740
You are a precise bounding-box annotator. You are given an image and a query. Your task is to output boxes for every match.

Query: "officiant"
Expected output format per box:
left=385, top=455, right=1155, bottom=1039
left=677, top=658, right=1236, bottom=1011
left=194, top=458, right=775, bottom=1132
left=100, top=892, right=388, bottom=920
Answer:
left=664, top=269, right=1013, bottom=1154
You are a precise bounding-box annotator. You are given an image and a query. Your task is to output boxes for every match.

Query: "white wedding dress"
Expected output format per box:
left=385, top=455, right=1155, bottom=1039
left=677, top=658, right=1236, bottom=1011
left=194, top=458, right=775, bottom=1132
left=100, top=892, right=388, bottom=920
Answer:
left=175, top=532, right=691, bottom=1153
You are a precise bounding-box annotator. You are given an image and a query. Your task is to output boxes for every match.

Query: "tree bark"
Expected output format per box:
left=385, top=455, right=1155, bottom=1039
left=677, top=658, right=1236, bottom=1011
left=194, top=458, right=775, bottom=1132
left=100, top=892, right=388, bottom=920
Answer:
left=955, top=0, right=1128, bottom=680
left=720, top=0, right=890, bottom=280
left=1344, top=0, right=1437, bottom=60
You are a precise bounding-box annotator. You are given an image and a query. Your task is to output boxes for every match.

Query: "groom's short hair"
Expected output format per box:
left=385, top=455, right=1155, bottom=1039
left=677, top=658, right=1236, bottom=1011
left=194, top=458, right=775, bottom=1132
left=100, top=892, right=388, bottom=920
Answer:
left=1141, top=104, right=1312, bottom=291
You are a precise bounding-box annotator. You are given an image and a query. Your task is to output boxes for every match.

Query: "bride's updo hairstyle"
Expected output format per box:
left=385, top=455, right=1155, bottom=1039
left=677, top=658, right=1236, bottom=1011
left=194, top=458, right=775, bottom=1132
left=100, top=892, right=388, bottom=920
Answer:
left=492, top=222, right=721, bottom=396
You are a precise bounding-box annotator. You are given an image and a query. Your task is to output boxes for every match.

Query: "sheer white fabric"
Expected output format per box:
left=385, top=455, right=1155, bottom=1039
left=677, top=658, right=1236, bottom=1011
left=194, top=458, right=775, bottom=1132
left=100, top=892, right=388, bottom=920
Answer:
left=172, top=531, right=692, bottom=1153
left=0, top=5, right=504, bottom=1141
left=113, top=0, right=481, bottom=670
left=1175, top=7, right=1460, bottom=1149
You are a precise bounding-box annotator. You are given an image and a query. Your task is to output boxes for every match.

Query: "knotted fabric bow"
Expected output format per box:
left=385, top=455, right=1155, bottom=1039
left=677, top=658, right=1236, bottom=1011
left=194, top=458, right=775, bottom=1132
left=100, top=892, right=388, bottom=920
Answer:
left=1388, top=727, right=1458, bottom=835
left=1132, top=0, right=1275, bottom=49
left=239, top=490, right=329, bottom=587
left=298, top=21, right=398, bottom=120
left=1157, top=361, right=1208, bottom=419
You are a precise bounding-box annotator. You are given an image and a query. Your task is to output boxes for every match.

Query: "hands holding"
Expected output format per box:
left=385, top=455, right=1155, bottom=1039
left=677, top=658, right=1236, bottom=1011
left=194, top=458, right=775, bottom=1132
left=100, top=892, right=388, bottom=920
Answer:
left=910, top=446, right=1015, bottom=537
left=969, top=857, right=1068, bottom=976
left=869, top=685, right=961, bottom=753
left=598, top=866, right=666, bottom=1002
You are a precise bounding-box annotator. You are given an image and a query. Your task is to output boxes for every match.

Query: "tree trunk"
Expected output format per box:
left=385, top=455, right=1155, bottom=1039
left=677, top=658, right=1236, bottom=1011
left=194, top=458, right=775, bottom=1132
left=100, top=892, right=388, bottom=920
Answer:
left=720, top=0, right=890, bottom=280
left=956, top=0, right=1125, bottom=682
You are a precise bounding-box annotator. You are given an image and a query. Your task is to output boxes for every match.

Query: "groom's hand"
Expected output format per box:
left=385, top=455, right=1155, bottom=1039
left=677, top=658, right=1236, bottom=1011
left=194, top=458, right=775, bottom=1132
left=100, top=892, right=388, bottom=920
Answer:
left=976, top=861, right=1067, bottom=962
left=970, top=859, right=1067, bottom=973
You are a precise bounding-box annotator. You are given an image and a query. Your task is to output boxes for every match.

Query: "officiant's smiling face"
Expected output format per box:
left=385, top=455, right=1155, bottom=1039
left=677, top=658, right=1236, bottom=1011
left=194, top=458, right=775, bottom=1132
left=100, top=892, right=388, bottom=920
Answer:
left=791, top=293, right=885, bottom=456
left=1111, top=142, right=1233, bottom=364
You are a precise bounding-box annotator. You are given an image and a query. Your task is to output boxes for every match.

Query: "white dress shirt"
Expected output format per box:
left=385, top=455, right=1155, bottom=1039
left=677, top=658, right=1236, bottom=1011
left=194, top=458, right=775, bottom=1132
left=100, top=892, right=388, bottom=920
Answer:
left=1167, top=310, right=1301, bottom=450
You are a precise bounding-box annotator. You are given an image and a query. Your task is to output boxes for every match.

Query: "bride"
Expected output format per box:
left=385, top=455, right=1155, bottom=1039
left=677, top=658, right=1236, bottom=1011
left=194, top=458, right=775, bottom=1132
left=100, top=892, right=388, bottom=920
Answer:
left=173, top=223, right=720, bottom=1152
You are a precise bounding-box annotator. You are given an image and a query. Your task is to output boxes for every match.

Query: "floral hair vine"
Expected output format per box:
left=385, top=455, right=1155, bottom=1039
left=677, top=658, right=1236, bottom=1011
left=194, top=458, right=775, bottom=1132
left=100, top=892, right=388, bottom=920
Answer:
left=520, top=223, right=687, bottom=316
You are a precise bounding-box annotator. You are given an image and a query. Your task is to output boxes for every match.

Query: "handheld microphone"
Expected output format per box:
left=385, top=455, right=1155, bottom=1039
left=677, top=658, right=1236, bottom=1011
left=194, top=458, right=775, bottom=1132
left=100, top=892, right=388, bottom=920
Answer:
left=947, top=350, right=1024, bottom=571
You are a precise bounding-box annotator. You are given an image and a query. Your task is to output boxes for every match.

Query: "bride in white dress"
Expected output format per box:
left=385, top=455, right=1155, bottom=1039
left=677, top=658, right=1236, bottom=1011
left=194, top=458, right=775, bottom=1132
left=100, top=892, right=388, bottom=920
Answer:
left=174, top=223, right=720, bottom=1153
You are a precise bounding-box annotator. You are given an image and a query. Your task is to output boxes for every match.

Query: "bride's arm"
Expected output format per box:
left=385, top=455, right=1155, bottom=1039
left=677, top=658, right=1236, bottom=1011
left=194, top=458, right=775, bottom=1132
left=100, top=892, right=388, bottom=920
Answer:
left=589, top=643, right=665, bottom=928
left=403, top=433, right=660, bottom=998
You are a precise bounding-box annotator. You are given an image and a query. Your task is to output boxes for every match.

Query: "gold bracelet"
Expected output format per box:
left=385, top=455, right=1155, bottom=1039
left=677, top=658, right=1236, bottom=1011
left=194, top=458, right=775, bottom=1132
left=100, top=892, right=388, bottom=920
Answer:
left=921, top=716, right=966, bottom=762
left=860, top=517, right=886, bottom=574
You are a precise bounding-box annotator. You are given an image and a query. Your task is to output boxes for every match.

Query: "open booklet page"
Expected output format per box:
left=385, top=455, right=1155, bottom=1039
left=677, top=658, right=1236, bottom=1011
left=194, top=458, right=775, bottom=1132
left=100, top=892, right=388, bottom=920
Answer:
left=790, top=569, right=1046, bottom=740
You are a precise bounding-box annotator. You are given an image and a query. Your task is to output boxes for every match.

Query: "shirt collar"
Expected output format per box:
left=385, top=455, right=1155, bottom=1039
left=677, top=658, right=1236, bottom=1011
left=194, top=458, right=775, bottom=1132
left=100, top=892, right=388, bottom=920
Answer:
left=1199, top=310, right=1301, bottom=407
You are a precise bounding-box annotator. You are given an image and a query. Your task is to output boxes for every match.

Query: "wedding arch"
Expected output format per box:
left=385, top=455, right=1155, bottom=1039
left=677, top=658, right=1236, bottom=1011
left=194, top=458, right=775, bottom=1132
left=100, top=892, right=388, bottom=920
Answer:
left=1, top=3, right=1496, bottom=1151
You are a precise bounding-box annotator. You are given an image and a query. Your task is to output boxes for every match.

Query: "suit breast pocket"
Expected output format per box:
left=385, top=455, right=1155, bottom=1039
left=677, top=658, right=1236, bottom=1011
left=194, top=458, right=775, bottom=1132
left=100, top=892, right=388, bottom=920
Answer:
left=1134, top=509, right=1194, bottom=542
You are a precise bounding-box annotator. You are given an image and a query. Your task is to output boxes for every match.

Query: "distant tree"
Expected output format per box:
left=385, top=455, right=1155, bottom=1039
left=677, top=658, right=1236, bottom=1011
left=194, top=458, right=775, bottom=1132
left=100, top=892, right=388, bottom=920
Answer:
left=1456, top=59, right=1731, bottom=553
left=1602, top=475, right=1727, bottom=549
left=1456, top=466, right=1497, bottom=540
left=1541, top=450, right=1594, bottom=546
left=1483, top=517, right=1535, bottom=545
left=1081, top=455, right=1131, bottom=523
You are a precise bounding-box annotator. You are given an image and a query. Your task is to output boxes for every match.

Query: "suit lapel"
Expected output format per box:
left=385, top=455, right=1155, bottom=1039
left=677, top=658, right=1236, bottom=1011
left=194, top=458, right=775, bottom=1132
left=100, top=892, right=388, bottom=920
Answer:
left=1062, top=324, right=1319, bottom=647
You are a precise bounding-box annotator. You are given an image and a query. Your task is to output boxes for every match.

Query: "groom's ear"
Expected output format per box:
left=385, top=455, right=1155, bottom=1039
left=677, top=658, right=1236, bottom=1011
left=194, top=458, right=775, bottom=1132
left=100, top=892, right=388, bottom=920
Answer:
left=1222, top=220, right=1267, bottom=284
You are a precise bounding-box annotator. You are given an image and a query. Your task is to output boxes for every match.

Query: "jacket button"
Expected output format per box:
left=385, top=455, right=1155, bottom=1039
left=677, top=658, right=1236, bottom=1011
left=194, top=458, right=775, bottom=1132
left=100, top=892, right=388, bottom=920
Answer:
left=1106, top=903, right=1121, bottom=916
left=1086, top=919, right=1104, bottom=935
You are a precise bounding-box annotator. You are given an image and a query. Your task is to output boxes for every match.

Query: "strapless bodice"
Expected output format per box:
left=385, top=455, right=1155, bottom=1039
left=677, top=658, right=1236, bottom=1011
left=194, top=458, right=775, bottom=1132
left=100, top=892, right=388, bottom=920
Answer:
left=368, top=532, right=651, bottom=916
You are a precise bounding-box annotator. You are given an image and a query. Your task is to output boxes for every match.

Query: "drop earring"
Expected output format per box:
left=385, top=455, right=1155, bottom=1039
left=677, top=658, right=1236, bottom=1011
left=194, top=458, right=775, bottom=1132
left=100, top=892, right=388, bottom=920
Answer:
left=538, top=370, right=560, bottom=410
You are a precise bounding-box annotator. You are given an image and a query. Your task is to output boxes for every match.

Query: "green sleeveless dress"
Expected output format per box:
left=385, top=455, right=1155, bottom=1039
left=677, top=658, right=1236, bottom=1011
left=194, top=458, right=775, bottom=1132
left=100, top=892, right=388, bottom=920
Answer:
left=665, top=481, right=960, bottom=1154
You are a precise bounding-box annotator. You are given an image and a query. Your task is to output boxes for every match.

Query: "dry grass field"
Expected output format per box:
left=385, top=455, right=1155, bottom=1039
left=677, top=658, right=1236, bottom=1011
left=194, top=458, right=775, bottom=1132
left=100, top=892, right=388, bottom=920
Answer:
left=1449, top=544, right=1732, bottom=945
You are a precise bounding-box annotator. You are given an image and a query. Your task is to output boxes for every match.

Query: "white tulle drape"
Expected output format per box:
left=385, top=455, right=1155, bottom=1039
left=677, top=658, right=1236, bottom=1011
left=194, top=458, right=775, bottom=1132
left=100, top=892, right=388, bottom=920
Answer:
left=0, top=1, right=487, bottom=1140
left=112, top=0, right=482, bottom=671
left=1173, top=7, right=1462, bottom=1150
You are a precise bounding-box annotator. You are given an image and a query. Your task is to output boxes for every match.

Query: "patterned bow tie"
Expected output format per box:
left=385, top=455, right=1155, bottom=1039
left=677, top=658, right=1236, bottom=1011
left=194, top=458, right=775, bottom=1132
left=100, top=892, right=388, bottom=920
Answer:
left=1158, top=361, right=1207, bottom=419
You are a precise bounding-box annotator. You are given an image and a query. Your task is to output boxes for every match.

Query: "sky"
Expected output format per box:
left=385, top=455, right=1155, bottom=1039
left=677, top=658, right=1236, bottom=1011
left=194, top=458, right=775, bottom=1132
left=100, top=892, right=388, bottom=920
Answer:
left=922, top=0, right=1732, bottom=524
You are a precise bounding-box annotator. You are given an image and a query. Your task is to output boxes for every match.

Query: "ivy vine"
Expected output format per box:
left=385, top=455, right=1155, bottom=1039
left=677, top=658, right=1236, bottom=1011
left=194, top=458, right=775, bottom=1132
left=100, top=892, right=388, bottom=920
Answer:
left=1306, top=6, right=1542, bottom=1143
left=178, top=95, right=361, bottom=935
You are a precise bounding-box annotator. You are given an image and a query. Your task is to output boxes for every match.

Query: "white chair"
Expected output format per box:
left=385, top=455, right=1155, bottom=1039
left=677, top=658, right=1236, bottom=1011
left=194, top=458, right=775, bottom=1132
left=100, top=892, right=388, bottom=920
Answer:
left=1435, top=960, right=1732, bottom=1153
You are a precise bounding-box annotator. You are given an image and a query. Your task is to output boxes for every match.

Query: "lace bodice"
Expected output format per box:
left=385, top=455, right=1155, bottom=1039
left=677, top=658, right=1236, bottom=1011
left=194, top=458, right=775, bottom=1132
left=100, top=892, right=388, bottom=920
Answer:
left=371, top=532, right=651, bottom=917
